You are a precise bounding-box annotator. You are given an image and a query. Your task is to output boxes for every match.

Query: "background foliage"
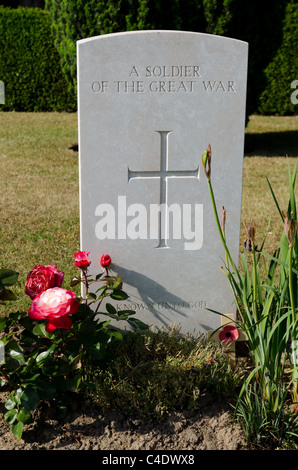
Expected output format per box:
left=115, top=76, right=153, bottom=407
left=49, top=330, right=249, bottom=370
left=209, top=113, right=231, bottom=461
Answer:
left=0, top=6, right=75, bottom=111
left=256, top=1, right=298, bottom=116
left=0, top=1, right=297, bottom=114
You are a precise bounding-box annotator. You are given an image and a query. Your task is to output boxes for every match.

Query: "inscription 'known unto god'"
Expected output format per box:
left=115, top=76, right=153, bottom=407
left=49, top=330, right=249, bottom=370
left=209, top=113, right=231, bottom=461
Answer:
left=91, top=64, right=237, bottom=94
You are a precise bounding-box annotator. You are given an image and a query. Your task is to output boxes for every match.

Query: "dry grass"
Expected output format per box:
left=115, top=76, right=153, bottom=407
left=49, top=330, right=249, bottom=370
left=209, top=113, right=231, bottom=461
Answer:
left=241, top=115, right=298, bottom=255
left=0, top=112, right=80, bottom=312
left=0, top=112, right=297, bottom=314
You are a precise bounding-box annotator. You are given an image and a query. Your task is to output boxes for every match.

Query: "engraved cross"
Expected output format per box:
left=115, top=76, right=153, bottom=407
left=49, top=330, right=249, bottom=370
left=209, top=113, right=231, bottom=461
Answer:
left=128, top=131, right=199, bottom=248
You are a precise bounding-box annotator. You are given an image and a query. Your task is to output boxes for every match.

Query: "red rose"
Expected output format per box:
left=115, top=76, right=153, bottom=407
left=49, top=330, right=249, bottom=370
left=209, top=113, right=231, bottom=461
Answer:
left=100, top=253, right=111, bottom=268
left=29, top=287, right=79, bottom=333
left=74, top=251, right=91, bottom=269
left=25, top=265, right=64, bottom=300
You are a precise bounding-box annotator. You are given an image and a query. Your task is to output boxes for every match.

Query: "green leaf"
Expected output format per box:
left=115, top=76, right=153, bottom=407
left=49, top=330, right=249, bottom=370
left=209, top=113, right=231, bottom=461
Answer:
left=5, top=394, right=17, bottom=410
left=106, top=302, right=117, bottom=315
left=66, top=375, right=81, bottom=392
left=89, top=342, right=105, bottom=360
left=108, top=276, right=122, bottom=289
left=127, top=318, right=149, bottom=331
left=20, top=387, right=40, bottom=411
left=33, top=323, right=51, bottom=338
left=0, top=317, right=6, bottom=331
left=87, top=292, right=97, bottom=300
left=7, top=341, right=25, bottom=365
left=0, top=269, right=19, bottom=287
left=117, top=309, right=136, bottom=320
left=17, top=408, right=33, bottom=424
left=110, top=289, right=129, bottom=301
left=11, top=421, right=23, bottom=440
left=0, top=288, right=17, bottom=302
left=15, top=388, right=24, bottom=405
left=35, top=344, right=56, bottom=364
left=36, top=350, right=51, bottom=363
left=4, top=408, right=18, bottom=424
left=108, top=330, right=123, bottom=341
left=70, top=277, right=81, bottom=287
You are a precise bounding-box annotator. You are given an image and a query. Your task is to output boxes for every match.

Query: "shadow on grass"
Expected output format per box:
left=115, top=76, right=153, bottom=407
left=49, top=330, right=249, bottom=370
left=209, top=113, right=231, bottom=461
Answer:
left=244, top=130, right=298, bottom=157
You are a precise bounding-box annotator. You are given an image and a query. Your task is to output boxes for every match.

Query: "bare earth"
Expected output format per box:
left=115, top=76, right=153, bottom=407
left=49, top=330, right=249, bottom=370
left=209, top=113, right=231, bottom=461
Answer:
left=0, top=390, right=247, bottom=451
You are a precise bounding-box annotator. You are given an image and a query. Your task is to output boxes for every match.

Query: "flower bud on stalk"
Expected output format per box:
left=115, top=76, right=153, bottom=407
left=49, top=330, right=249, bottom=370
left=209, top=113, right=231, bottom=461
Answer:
left=100, top=253, right=111, bottom=268
left=100, top=253, right=112, bottom=276
left=221, top=206, right=227, bottom=235
left=74, top=251, right=91, bottom=270
left=283, top=210, right=297, bottom=247
left=243, top=221, right=256, bottom=252
left=201, top=144, right=211, bottom=181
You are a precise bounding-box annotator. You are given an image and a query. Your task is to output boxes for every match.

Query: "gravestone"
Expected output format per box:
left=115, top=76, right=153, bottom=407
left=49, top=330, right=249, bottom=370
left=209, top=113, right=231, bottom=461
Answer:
left=0, top=81, right=4, bottom=105
left=77, top=31, right=248, bottom=336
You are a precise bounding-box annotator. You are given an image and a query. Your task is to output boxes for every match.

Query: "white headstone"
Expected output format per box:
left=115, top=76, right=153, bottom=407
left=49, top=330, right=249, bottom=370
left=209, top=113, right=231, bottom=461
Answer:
left=77, top=31, right=248, bottom=336
left=0, top=81, right=4, bottom=105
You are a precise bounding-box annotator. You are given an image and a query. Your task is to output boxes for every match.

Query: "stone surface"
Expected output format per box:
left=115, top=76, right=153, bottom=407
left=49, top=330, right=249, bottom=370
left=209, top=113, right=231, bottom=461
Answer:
left=0, top=81, right=4, bottom=105
left=77, top=31, right=248, bottom=335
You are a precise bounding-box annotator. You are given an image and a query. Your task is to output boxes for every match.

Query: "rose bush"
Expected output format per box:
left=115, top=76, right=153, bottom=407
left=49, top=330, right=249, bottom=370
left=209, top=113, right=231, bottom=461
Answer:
left=0, top=252, right=147, bottom=439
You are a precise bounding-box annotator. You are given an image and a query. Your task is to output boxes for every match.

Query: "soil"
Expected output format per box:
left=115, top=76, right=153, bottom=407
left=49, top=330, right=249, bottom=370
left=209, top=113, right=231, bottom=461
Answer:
left=0, top=390, right=248, bottom=451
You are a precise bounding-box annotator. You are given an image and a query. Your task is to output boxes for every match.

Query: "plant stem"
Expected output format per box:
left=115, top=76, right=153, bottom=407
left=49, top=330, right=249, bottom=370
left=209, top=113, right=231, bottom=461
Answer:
left=252, top=245, right=258, bottom=321
left=207, top=179, right=238, bottom=276
left=82, top=269, right=89, bottom=306
left=288, top=245, right=298, bottom=400
left=288, top=246, right=296, bottom=326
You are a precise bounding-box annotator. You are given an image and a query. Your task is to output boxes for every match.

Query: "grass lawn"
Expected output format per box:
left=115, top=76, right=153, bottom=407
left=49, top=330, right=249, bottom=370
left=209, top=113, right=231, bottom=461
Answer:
left=0, top=112, right=297, bottom=315
left=0, top=112, right=297, bottom=449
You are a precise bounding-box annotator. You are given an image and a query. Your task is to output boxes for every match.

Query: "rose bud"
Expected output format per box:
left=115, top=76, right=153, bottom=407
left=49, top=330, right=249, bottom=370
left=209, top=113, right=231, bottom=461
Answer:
left=243, top=221, right=256, bottom=252
left=100, top=253, right=112, bottom=268
left=74, top=250, right=91, bottom=269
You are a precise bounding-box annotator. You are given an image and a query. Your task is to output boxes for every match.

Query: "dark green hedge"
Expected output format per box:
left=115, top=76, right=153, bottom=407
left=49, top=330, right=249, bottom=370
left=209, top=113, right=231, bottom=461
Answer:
left=45, top=0, right=297, bottom=116
left=45, top=0, right=235, bottom=100
left=0, top=6, right=76, bottom=111
left=256, top=1, right=298, bottom=115
left=0, top=2, right=296, bottom=114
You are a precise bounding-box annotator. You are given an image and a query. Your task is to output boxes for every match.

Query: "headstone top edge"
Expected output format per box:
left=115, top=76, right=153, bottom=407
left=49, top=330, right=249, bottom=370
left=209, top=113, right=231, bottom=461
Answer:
left=76, top=30, right=248, bottom=48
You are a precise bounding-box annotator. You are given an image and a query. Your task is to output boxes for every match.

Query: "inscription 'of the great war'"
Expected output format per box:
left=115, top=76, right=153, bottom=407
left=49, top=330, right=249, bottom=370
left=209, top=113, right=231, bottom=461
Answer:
left=91, top=65, right=237, bottom=94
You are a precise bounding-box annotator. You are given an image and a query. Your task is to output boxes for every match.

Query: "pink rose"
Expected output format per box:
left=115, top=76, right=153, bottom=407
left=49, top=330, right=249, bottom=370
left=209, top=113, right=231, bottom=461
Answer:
left=25, top=265, right=64, bottom=300
left=74, top=251, right=91, bottom=269
left=29, top=287, right=79, bottom=333
left=100, top=253, right=111, bottom=268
